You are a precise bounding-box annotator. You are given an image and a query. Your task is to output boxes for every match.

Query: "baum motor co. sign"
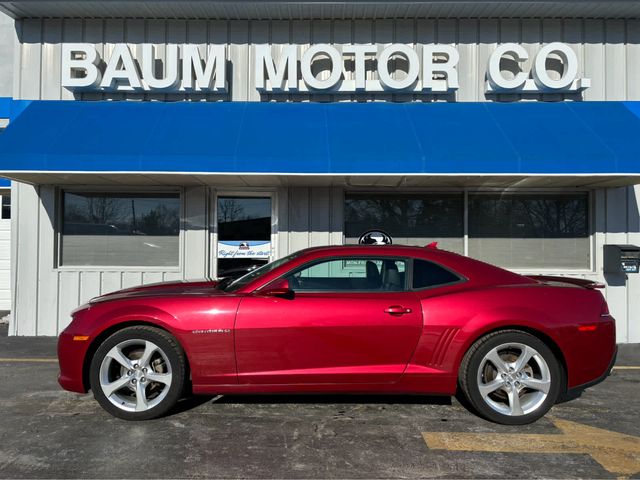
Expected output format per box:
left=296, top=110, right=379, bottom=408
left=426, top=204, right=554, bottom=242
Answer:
left=61, top=42, right=590, bottom=95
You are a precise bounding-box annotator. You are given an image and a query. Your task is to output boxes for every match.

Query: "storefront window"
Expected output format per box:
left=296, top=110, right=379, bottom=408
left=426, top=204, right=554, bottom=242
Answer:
left=345, top=192, right=590, bottom=270
left=468, top=193, right=590, bottom=270
left=60, top=192, right=180, bottom=267
left=344, top=193, right=464, bottom=253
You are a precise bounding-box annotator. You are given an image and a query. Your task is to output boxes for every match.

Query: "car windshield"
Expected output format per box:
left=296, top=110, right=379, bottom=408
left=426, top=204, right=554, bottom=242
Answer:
left=221, top=251, right=304, bottom=293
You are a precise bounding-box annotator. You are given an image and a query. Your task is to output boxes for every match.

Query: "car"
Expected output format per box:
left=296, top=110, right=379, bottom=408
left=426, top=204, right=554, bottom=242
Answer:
left=57, top=244, right=617, bottom=424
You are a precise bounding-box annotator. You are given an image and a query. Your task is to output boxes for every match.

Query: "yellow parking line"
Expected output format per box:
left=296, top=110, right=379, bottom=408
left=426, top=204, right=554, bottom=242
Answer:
left=612, top=366, right=640, bottom=370
left=0, top=357, right=58, bottom=363
left=423, top=418, right=640, bottom=479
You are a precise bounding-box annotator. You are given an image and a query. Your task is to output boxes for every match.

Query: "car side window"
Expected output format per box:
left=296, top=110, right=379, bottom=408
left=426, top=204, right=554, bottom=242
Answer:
left=286, top=258, right=407, bottom=292
left=412, top=259, right=461, bottom=289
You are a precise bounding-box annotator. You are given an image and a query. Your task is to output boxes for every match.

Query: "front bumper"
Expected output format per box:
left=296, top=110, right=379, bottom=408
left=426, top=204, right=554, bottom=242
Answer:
left=57, top=331, right=90, bottom=393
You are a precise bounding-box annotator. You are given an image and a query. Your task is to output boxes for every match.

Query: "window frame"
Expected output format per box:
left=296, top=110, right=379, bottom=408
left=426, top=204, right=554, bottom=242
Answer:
left=276, top=255, right=412, bottom=294
left=55, top=187, right=184, bottom=271
left=343, top=188, right=595, bottom=275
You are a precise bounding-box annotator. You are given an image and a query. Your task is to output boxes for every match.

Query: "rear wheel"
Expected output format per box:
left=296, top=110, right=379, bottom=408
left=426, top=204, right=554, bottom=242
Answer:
left=459, top=330, right=562, bottom=425
left=89, top=326, right=186, bottom=420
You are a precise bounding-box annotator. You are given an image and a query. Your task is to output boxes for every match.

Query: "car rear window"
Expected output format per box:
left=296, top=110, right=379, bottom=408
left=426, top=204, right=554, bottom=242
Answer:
left=412, top=259, right=460, bottom=289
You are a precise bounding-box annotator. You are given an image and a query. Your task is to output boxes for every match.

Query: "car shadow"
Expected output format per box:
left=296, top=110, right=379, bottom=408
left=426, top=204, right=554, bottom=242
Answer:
left=167, top=395, right=215, bottom=415
left=213, top=394, right=452, bottom=405
left=166, top=393, right=452, bottom=417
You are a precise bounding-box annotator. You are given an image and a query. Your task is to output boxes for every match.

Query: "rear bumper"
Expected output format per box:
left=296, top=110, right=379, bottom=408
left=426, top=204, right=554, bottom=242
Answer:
left=567, top=344, right=617, bottom=396
left=57, top=331, right=89, bottom=393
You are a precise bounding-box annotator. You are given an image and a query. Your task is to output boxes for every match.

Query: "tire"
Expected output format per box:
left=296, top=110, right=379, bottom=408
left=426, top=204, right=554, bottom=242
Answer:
left=458, top=329, right=562, bottom=425
left=89, top=326, right=186, bottom=421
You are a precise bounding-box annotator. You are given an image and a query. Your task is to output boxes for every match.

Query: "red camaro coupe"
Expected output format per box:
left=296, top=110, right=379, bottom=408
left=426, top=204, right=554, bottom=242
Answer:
left=58, top=245, right=617, bottom=424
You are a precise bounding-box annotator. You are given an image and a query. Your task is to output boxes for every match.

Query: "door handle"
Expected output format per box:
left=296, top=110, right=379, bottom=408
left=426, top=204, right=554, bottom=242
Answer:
left=384, top=305, right=412, bottom=315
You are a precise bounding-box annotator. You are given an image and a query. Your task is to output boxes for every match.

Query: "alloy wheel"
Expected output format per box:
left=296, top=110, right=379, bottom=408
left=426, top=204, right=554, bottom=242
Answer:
left=476, top=342, right=551, bottom=416
left=98, top=339, right=173, bottom=413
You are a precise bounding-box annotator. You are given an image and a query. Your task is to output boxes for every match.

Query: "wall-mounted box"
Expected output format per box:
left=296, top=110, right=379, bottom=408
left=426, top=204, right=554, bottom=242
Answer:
left=603, top=244, right=640, bottom=274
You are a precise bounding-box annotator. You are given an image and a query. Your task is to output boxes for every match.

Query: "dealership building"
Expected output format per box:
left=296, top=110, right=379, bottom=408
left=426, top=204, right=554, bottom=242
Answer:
left=0, top=0, right=639, bottom=342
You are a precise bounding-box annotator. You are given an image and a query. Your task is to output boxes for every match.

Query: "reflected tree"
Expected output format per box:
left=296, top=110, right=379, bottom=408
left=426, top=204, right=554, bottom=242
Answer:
left=469, top=194, right=588, bottom=238
left=218, top=198, right=246, bottom=223
left=345, top=195, right=463, bottom=238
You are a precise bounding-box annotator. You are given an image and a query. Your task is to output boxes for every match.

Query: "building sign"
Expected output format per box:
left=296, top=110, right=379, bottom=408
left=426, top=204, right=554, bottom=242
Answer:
left=255, top=43, right=459, bottom=93
left=61, top=42, right=589, bottom=95
left=217, top=240, right=271, bottom=259
left=62, top=43, right=227, bottom=92
left=485, top=43, right=590, bottom=93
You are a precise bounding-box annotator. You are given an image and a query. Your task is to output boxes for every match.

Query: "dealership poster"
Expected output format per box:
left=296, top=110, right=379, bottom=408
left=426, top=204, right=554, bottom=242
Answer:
left=217, top=240, right=271, bottom=259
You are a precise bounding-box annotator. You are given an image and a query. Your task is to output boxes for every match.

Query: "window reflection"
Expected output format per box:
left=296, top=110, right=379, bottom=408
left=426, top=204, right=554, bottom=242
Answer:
left=61, top=192, right=180, bottom=266
left=63, top=192, right=179, bottom=236
left=468, top=193, right=590, bottom=269
left=469, top=194, right=588, bottom=238
left=344, top=194, right=464, bottom=253
left=345, top=194, right=463, bottom=237
left=217, top=197, right=271, bottom=241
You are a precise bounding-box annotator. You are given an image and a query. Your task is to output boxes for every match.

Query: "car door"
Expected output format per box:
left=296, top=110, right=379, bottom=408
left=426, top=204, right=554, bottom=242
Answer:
left=234, top=256, right=423, bottom=385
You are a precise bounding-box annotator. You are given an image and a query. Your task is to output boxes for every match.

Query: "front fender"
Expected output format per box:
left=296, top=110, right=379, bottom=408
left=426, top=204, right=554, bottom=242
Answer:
left=91, top=305, right=180, bottom=334
left=70, top=296, right=240, bottom=389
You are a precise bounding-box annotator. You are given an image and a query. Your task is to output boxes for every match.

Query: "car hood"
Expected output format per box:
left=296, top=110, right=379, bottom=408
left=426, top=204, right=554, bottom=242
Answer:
left=89, top=279, right=224, bottom=304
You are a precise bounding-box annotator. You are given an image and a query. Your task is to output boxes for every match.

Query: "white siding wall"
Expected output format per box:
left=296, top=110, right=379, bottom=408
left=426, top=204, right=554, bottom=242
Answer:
left=0, top=13, right=14, bottom=98
left=11, top=18, right=640, bottom=102
left=602, top=187, right=640, bottom=344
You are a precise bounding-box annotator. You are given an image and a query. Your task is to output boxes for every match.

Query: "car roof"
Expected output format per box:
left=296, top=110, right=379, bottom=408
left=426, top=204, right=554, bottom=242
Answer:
left=299, top=244, right=437, bottom=253
left=297, top=244, right=460, bottom=260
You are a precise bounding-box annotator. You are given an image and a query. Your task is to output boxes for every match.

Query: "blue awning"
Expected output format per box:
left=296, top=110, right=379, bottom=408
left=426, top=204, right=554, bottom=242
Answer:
left=1, top=97, right=31, bottom=187
left=0, top=100, right=639, bottom=181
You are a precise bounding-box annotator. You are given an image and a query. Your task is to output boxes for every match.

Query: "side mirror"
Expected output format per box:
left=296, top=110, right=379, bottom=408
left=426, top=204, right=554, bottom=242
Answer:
left=260, top=278, right=294, bottom=298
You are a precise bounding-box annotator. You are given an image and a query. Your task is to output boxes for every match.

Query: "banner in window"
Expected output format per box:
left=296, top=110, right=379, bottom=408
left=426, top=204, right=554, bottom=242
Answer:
left=217, top=240, right=271, bottom=259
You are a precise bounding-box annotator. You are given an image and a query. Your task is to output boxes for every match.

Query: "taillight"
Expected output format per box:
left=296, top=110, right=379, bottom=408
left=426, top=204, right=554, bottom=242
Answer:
left=578, top=325, right=598, bottom=332
left=600, top=301, right=611, bottom=318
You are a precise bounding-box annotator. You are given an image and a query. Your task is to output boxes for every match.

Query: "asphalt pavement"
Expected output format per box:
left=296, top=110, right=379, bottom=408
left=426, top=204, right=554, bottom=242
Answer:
left=0, top=324, right=639, bottom=479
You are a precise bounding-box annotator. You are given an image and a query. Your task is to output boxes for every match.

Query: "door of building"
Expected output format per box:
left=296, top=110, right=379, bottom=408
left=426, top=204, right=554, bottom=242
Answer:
left=0, top=192, right=10, bottom=311
left=212, top=192, right=275, bottom=280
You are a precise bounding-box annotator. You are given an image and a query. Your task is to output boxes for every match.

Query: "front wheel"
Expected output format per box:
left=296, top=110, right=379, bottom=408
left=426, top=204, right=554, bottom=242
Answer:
left=89, top=326, right=186, bottom=420
left=459, top=330, right=562, bottom=425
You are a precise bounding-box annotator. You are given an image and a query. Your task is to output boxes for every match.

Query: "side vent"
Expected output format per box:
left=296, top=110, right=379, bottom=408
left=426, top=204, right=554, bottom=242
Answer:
left=427, top=327, right=459, bottom=368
